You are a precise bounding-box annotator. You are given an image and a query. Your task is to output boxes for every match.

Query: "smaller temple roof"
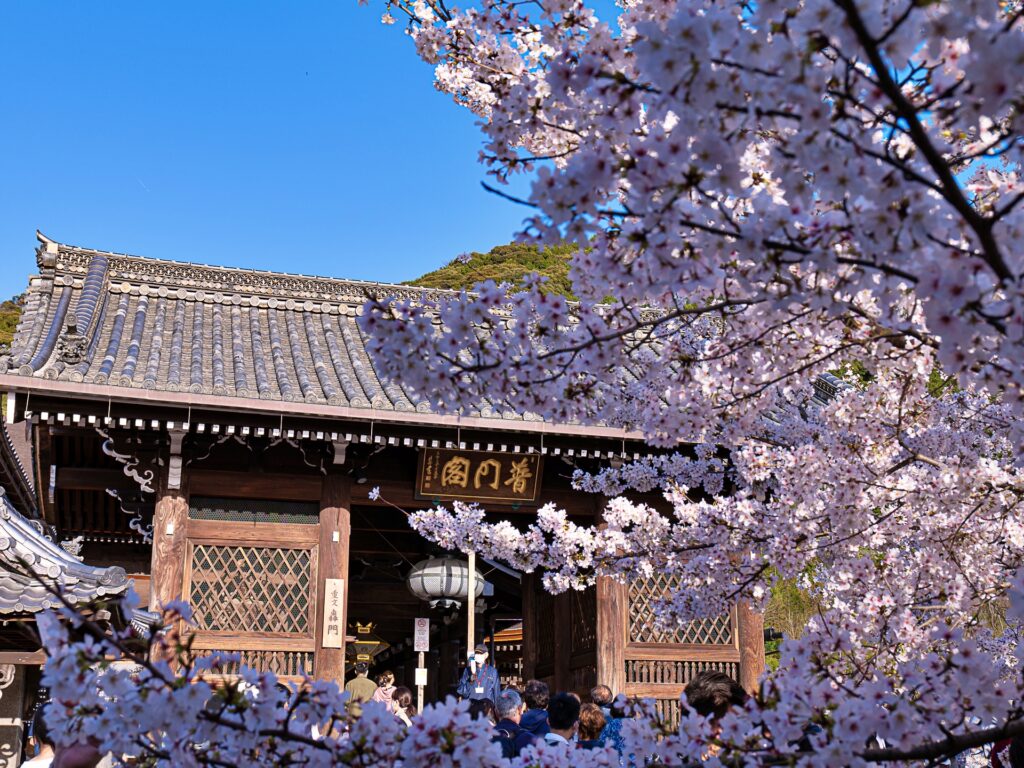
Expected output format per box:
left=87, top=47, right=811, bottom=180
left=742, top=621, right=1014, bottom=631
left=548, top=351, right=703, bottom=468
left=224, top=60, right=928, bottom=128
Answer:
left=0, top=488, right=128, bottom=614
left=0, top=419, right=35, bottom=518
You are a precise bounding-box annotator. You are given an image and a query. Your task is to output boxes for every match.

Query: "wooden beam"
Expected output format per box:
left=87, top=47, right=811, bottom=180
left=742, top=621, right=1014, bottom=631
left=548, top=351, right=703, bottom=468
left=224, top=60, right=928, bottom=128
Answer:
left=624, top=644, right=740, bottom=662
left=596, top=576, right=627, bottom=697
left=186, top=519, right=319, bottom=547
left=315, top=473, right=350, bottom=684
left=55, top=467, right=137, bottom=491
left=0, top=650, right=45, bottom=665
left=356, top=479, right=598, bottom=516
left=736, top=600, right=765, bottom=694
left=190, top=470, right=321, bottom=502
left=3, top=374, right=642, bottom=441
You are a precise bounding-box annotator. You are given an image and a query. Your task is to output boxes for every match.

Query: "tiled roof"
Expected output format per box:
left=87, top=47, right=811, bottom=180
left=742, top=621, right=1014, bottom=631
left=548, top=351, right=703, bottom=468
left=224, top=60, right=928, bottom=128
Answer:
left=0, top=487, right=128, bottom=614
left=0, top=419, right=35, bottom=518
left=0, top=233, right=543, bottom=423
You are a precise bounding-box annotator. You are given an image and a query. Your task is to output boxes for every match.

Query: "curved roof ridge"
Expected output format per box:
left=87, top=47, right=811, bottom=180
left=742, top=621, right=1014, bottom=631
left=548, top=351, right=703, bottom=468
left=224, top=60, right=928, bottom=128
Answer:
left=0, top=487, right=128, bottom=614
left=39, top=231, right=463, bottom=299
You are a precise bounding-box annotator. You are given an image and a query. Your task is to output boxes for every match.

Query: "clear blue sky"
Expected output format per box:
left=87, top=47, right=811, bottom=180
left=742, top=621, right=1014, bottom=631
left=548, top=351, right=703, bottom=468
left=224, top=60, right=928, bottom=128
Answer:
left=0, top=1, right=533, bottom=299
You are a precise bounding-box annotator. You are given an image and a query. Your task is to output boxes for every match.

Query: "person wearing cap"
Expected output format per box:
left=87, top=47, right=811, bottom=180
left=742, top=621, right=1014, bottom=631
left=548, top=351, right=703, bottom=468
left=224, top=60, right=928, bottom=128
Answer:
left=456, top=643, right=501, bottom=703
left=344, top=661, right=378, bottom=714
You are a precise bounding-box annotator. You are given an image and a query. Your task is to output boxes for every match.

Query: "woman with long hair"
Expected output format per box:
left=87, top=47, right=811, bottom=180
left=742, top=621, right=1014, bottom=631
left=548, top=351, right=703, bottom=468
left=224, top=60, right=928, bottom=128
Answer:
left=371, top=670, right=396, bottom=713
left=391, top=686, right=415, bottom=727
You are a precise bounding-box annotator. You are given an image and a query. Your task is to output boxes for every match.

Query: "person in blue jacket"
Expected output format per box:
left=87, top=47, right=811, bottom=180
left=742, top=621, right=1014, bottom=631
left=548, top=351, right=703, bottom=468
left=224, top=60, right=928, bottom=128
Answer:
left=457, top=643, right=501, bottom=703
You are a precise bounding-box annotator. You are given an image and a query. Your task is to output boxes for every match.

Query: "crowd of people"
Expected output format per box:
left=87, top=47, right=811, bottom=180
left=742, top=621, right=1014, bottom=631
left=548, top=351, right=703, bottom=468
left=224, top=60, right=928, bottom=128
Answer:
left=346, top=643, right=751, bottom=763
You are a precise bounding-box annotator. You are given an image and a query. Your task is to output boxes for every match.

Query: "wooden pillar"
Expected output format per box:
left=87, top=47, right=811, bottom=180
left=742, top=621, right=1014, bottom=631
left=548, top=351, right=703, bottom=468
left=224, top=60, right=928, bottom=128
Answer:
left=521, top=572, right=538, bottom=681
left=438, top=624, right=455, bottom=699
left=595, top=576, right=627, bottom=697
left=149, top=478, right=188, bottom=612
left=736, top=600, right=765, bottom=694
left=316, top=473, right=351, bottom=683
left=553, top=593, right=571, bottom=692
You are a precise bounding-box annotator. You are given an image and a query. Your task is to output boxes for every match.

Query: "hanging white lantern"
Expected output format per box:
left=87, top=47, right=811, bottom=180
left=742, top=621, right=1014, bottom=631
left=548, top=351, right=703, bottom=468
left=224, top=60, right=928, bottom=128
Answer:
left=406, top=557, right=485, bottom=610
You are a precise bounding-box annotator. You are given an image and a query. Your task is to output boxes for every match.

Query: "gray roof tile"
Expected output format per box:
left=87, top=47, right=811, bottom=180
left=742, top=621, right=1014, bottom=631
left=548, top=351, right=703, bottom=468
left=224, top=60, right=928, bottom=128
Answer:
left=0, top=488, right=128, bottom=614
left=1, top=237, right=517, bottom=419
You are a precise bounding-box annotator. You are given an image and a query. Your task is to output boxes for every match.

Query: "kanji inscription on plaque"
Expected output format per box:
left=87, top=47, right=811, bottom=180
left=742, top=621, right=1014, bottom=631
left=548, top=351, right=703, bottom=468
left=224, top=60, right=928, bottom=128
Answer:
left=322, top=578, right=344, bottom=649
left=417, top=449, right=543, bottom=503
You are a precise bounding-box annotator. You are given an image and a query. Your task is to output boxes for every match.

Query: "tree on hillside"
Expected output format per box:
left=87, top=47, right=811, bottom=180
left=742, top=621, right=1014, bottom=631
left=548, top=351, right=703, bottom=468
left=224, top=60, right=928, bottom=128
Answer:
left=410, top=242, right=576, bottom=298
left=0, top=295, right=24, bottom=349
left=40, top=1, right=1024, bottom=766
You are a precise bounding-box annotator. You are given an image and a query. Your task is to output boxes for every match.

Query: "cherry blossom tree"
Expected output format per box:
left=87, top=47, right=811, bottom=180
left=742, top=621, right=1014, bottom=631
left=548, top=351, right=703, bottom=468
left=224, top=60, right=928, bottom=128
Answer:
left=353, top=0, right=1024, bottom=763
left=35, top=1, right=1024, bottom=765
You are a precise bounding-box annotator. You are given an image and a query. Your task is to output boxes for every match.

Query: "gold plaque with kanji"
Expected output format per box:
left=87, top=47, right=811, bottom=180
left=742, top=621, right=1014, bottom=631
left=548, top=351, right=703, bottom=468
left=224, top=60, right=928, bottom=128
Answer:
left=416, top=448, right=544, bottom=503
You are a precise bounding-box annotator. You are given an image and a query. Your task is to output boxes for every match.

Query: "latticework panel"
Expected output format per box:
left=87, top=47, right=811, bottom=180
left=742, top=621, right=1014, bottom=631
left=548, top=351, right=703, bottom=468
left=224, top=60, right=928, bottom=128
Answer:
left=570, top=588, right=596, bottom=654
left=190, top=496, right=319, bottom=525
left=625, top=659, right=739, bottom=685
left=189, top=544, right=312, bottom=634
left=195, top=650, right=314, bottom=677
left=629, top=574, right=733, bottom=644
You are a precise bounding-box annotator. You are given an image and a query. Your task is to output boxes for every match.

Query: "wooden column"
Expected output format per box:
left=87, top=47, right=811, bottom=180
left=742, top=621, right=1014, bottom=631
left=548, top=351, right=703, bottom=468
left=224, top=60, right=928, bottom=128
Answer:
left=316, top=473, right=351, bottom=683
left=595, top=576, right=627, bottom=697
left=149, top=477, right=188, bottom=612
left=553, top=593, right=571, bottom=692
left=736, top=600, right=765, bottom=694
left=521, top=572, right=538, bottom=681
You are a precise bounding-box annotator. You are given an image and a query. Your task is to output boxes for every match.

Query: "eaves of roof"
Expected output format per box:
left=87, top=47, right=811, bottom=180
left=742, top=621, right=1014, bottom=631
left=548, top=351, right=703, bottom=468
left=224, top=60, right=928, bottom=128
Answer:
left=0, top=233, right=634, bottom=442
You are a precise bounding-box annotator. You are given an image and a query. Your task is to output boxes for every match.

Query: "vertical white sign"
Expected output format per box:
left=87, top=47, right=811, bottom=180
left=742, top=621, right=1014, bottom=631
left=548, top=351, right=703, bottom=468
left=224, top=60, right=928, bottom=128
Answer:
left=414, top=617, right=430, bottom=652
left=322, top=578, right=345, bottom=649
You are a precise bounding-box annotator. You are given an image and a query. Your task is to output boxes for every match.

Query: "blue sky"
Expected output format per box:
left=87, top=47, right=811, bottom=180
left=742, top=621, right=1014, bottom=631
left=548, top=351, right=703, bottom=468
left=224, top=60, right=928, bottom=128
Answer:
left=0, top=1, right=533, bottom=299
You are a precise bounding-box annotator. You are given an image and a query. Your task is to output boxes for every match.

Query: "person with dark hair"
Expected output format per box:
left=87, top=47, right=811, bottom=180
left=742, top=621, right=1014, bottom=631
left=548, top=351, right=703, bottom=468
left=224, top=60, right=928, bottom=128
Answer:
left=543, top=692, right=581, bottom=747
left=468, top=698, right=496, bottom=724
left=392, top=686, right=415, bottom=727
left=24, top=704, right=107, bottom=768
left=493, top=689, right=535, bottom=758
left=1009, top=734, right=1024, bottom=768
left=24, top=705, right=54, bottom=766
left=683, top=671, right=748, bottom=722
left=577, top=703, right=607, bottom=749
left=457, top=644, right=501, bottom=703
left=590, top=684, right=614, bottom=718
left=371, top=670, right=396, bottom=713
left=520, top=679, right=551, bottom=738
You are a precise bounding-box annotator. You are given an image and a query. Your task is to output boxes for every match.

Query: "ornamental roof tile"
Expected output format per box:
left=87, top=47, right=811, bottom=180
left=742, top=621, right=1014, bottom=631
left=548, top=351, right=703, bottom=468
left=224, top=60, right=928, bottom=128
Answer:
left=1, top=233, right=538, bottom=423
left=0, top=487, right=128, bottom=614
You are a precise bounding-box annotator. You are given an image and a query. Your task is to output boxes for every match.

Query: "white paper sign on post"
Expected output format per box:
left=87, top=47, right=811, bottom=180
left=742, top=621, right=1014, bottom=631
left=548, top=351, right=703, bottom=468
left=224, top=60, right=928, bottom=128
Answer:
left=322, top=578, right=345, bottom=649
left=414, top=617, right=430, bottom=652
left=415, top=667, right=428, bottom=686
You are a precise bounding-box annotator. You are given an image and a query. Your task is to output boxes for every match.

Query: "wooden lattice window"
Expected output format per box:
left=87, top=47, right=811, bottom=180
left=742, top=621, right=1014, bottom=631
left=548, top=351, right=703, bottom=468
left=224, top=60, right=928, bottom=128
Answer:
left=629, top=574, right=733, bottom=645
left=182, top=503, right=320, bottom=681
left=189, top=545, right=312, bottom=634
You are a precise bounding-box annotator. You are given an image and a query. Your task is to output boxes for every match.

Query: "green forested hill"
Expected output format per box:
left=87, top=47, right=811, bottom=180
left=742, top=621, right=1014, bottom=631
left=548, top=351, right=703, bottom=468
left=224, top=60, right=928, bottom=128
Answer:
left=0, top=297, right=24, bottom=348
left=409, top=242, right=576, bottom=298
